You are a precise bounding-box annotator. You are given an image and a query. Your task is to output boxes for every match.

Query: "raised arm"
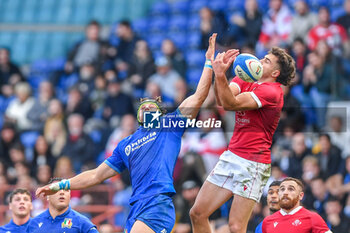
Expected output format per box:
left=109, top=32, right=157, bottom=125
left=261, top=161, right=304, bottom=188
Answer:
left=36, top=162, right=118, bottom=197
left=179, top=34, right=239, bottom=119
left=213, top=53, right=259, bottom=111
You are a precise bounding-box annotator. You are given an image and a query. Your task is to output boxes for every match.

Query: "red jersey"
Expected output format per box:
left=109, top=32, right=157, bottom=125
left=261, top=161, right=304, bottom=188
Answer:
left=228, top=77, right=283, bottom=164
left=308, top=24, right=347, bottom=51
left=262, top=206, right=331, bottom=233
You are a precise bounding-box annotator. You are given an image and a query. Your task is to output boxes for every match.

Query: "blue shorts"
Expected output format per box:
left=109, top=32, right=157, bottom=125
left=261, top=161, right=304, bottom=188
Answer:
left=124, top=194, right=175, bottom=233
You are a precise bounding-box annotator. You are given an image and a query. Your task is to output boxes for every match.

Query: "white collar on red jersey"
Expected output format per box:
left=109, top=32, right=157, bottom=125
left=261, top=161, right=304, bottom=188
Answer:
left=280, top=206, right=303, bottom=216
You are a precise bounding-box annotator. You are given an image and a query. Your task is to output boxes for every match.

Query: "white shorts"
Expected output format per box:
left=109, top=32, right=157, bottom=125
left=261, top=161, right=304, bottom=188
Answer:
left=206, top=150, right=271, bottom=202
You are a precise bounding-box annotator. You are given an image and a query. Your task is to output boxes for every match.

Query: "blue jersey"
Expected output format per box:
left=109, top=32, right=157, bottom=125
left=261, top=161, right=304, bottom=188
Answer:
left=255, top=221, right=262, bottom=233
left=105, top=109, right=186, bottom=204
left=27, top=207, right=98, bottom=233
left=0, top=219, right=31, bottom=233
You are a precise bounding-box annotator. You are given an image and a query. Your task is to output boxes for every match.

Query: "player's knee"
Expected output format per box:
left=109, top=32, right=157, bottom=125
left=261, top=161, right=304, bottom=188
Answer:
left=189, top=206, right=207, bottom=222
left=228, top=220, right=245, bottom=233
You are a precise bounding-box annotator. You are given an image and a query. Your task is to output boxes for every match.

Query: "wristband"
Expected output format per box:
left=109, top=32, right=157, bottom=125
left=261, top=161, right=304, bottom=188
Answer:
left=49, top=179, right=71, bottom=191
left=204, top=59, right=212, bottom=69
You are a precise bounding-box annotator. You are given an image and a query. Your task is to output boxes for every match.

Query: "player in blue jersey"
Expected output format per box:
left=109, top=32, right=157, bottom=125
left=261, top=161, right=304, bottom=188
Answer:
left=255, top=181, right=281, bottom=233
left=36, top=34, right=239, bottom=233
left=0, top=189, right=32, bottom=233
left=27, top=178, right=97, bottom=233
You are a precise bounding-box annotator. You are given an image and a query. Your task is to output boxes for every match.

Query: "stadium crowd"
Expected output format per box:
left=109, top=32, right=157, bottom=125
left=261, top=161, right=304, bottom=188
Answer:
left=1, top=0, right=350, bottom=232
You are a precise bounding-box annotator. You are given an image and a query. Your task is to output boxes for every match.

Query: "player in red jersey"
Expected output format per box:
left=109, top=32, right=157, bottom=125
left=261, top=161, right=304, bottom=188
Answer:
left=262, top=177, right=332, bottom=233
left=190, top=47, right=296, bottom=233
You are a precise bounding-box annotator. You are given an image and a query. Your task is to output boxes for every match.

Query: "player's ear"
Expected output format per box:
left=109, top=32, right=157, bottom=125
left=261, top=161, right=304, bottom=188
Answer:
left=272, top=70, right=280, bottom=79
left=299, top=191, right=304, bottom=201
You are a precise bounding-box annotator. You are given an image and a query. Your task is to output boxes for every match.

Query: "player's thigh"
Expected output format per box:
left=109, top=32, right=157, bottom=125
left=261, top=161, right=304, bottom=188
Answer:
left=191, top=180, right=233, bottom=217
left=229, top=195, right=256, bottom=227
left=130, top=220, right=155, bottom=233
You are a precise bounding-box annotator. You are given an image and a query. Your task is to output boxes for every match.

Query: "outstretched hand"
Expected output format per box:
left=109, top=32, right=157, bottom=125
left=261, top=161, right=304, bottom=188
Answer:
left=205, top=33, right=217, bottom=60
left=36, top=185, right=58, bottom=197
left=212, top=49, right=239, bottom=76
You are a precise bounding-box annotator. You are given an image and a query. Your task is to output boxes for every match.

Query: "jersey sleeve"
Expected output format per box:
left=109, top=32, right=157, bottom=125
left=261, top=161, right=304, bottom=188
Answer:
left=311, top=212, right=332, bottom=233
left=104, top=143, right=126, bottom=173
left=230, top=76, right=245, bottom=94
left=250, top=84, right=280, bottom=108
left=255, top=221, right=263, bottom=233
left=80, top=217, right=98, bottom=233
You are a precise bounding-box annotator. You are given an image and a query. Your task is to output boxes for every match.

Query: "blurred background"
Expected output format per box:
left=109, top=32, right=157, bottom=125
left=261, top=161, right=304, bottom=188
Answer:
left=1, top=0, right=350, bottom=232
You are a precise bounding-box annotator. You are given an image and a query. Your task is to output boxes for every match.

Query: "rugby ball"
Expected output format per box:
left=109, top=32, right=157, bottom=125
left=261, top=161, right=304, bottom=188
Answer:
left=233, top=53, right=263, bottom=82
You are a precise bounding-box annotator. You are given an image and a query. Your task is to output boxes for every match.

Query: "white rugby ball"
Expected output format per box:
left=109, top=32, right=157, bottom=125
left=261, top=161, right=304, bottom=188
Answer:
left=233, top=53, right=263, bottom=82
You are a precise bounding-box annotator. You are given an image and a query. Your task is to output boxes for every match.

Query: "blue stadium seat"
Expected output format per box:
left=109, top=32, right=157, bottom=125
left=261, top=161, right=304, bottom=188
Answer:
left=185, top=50, right=206, bottom=68
left=167, top=32, right=187, bottom=51
left=149, top=1, right=170, bottom=16
left=170, top=0, right=190, bottom=15
left=132, top=18, right=149, bottom=36
left=186, top=68, right=203, bottom=87
left=189, top=0, right=208, bottom=13
left=168, top=15, right=188, bottom=32
left=20, top=131, right=40, bottom=148
left=329, top=0, right=345, bottom=7
left=188, top=32, right=201, bottom=49
left=257, top=0, right=269, bottom=12
left=307, top=0, right=329, bottom=10
left=0, top=32, right=15, bottom=48
left=331, top=7, right=345, bottom=22
left=2, top=0, right=21, bottom=23
left=20, top=0, right=39, bottom=23
left=49, top=33, right=68, bottom=59
left=209, top=0, right=227, bottom=11
left=91, top=0, right=110, bottom=24
left=147, top=33, right=165, bottom=51
left=149, top=16, right=169, bottom=33
left=50, top=57, right=66, bottom=71
left=29, top=33, right=49, bottom=62
left=227, top=0, right=245, bottom=12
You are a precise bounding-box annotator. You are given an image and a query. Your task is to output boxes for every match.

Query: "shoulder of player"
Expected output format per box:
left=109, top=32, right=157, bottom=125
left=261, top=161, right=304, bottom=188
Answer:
left=69, top=209, right=91, bottom=223
left=263, top=211, right=281, bottom=223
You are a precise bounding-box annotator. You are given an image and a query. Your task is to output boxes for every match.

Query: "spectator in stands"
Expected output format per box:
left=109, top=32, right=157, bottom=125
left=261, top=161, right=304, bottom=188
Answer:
left=148, top=56, right=186, bottom=106
left=28, top=178, right=98, bottom=232
left=5, top=82, right=35, bottom=131
left=337, top=0, right=350, bottom=36
left=103, top=78, right=135, bottom=123
left=0, top=122, right=21, bottom=167
left=105, top=114, right=137, bottom=158
left=44, top=99, right=67, bottom=157
left=65, top=87, right=93, bottom=120
left=27, top=81, right=55, bottom=131
left=0, top=188, right=32, bottom=233
left=128, top=40, right=156, bottom=98
left=290, top=38, right=309, bottom=83
left=31, top=135, right=56, bottom=177
left=280, top=133, right=311, bottom=179
left=308, top=7, right=347, bottom=56
left=301, top=155, right=322, bottom=185
left=67, top=20, right=109, bottom=69
left=7, top=144, right=26, bottom=184
left=36, top=164, right=52, bottom=186
left=229, top=0, right=263, bottom=46
left=76, top=63, right=97, bottom=98
left=114, top=20, right=141, bottom=64
left=61, top=114, right=95, bottom=172
left=89, top=74, right=108, bottom=113
left=0, top=48, right=24, bottom=97
left=316, top=133, right=343, bottom=179
left=257, top=0, right=292, bottom=54
left=302, top=50, right=334, bottom=128
left=290, top=0, right=318, bottom=44
left=327, top=115, right=350, bottom=158
left=324, top=196, right=350, bottom=232
left=306, top=177, right=330, bottom=215
left=161, top=39, right=187, bottom=78
left=199, top=7, right=229, bottom=49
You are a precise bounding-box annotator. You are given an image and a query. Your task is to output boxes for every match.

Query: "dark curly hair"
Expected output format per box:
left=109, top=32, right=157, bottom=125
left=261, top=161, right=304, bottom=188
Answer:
left=269, top=47, right=296, bottom=86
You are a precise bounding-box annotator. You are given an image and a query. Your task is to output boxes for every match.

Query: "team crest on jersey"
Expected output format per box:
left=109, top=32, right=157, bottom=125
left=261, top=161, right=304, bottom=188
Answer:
left=125, top=145, right=131, bottom=156
left=161, top=229, right=167, bottom=233
left=274, top=222, right=278, bottom=228
left=292, top=219, right=301, bottom=226
left=61, top=218, right=73, bottom=228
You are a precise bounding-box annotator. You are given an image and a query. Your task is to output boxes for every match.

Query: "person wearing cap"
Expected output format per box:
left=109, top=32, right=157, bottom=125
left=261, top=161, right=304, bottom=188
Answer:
left=36, top=34, right=239, bottom=233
